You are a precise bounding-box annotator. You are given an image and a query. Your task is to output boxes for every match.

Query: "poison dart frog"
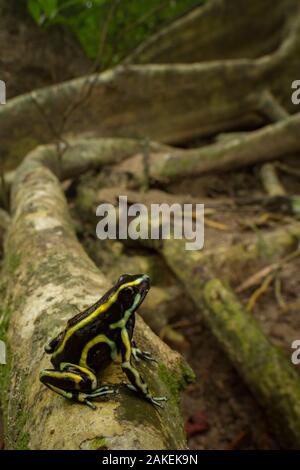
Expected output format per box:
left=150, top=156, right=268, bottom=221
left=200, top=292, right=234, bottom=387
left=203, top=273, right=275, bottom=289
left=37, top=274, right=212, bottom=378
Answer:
left=40, top=274, right=167, bottom=409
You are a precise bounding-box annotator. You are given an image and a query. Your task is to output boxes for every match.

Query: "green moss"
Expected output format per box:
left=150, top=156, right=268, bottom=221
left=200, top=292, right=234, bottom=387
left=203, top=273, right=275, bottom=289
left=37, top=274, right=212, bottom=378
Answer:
left=158, top=360, right=195, bottom=406
left=179, top=360, right=196, bottom=386
left=81, top=436, right=108, bottom=450
left=5, top=252, right=21, bottom=274
left=117, top=386, right=162, bottom=430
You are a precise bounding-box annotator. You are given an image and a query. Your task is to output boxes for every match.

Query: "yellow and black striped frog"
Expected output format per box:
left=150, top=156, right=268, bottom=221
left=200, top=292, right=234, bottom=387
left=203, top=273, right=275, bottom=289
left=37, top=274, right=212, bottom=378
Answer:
left=40, top=274, right=167, bottom=409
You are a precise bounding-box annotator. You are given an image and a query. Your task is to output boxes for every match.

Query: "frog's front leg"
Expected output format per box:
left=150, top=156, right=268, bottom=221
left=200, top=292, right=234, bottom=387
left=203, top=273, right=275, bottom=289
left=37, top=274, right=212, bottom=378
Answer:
left=40, top=363, right=116, bottom=409
left=120, top=328, right=167, bottom=407
left=131, top=340, right=157, bottom=363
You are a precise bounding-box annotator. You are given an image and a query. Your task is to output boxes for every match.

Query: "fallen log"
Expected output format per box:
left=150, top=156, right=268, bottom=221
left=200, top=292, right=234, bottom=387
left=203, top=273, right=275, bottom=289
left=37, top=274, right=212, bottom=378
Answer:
left=0, top=148, right=193, bottom=450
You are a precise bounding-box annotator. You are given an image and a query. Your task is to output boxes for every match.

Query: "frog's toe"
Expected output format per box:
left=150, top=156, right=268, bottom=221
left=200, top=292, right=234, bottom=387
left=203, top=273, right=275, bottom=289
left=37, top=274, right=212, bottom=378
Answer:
left=85, top=400, right=97, bottom=410
left=89, top=385, right=116, bottom=398
left=126, top=383, right=138, bottom=392
left=141, top=351, right=158, bottom=363
left=150, top=396, right=168, bottom=408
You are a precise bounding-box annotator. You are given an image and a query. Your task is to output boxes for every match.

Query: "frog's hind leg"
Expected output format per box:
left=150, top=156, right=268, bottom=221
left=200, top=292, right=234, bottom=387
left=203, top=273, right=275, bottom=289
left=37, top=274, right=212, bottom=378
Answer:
left=40, top=363, right=116, bottom=409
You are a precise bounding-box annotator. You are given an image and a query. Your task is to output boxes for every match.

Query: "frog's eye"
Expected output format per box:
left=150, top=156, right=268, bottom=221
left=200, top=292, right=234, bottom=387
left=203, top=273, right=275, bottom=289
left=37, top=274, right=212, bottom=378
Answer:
left=121, top=286, right=134, bottom=296
left=118, top=274, right=130, bottom=284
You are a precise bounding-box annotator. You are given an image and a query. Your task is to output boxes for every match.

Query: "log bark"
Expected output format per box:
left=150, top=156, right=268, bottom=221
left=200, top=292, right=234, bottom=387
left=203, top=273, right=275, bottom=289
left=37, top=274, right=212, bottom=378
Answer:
left=126, top=0, right=299, bottom=65
left=0, top=148, right=193, bottom=450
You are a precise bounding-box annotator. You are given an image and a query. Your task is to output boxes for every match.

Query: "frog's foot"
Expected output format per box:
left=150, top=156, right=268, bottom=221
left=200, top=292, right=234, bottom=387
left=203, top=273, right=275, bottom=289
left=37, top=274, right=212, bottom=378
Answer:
left=78, top=385, right=117, bottom=409
left=132, top=347, right=157, bottom=363
left=148, top=395, right=168, bottom=408
left=125, top=384, right=167, bottom=409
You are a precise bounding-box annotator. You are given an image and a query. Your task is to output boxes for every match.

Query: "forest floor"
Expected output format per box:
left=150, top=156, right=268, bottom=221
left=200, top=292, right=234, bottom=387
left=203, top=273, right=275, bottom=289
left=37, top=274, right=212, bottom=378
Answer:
left=69, top=155, right=300, bottom=450
left=175, top=159, right=299, bottom=449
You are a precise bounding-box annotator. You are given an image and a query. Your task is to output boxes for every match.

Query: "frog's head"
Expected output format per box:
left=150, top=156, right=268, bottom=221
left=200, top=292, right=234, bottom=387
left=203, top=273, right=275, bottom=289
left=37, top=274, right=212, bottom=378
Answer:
left=114, top=273, right=150, bottom=313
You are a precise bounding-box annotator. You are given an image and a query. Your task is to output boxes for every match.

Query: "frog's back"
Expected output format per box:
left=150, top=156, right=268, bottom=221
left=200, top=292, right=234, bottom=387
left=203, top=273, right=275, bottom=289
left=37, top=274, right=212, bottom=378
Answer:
left=50, top=288, right=122, bottom=368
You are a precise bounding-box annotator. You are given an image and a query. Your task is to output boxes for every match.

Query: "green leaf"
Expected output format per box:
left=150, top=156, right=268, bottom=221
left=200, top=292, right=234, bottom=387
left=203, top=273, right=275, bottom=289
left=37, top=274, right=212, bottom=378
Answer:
left=27, top=0, right=204, bottom=61
left=28, top=0, right=42, bottom=24
left=40, top=0, right=58, bottom=18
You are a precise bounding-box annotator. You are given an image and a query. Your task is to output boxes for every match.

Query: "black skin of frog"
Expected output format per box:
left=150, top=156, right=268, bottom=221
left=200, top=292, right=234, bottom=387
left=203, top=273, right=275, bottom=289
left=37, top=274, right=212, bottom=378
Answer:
left=40, top=274, right=167, bottom=409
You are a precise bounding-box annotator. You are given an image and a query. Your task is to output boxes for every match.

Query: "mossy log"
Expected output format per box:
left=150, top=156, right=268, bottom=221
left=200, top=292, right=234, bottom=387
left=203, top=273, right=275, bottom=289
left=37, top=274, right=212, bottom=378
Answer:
left=0, top=149, right=193, bottom=450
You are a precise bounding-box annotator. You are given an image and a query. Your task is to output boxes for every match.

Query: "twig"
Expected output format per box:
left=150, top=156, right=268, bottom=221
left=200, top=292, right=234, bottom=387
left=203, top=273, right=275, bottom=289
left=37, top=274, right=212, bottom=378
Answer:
left=93, top=0, right=121, bottom=73
left=204, top=219, right=229, bottom=231
left=225, top=430, right=248, bottom=450
left=141, top=138, right=150, bottom=192
left=30, top=93, right=70, bottom=170
left=274, top=275, right=287, bottom=312
left=57, top=0, right=121, bottom=143
left=246, top=273, right=274, bottom=312
left=111, top=3, right=168, bottom=66
left=236, top=249, right=300, bottom=293
left=275, top=162, right=300, bottom=178
left=258, top=90, right=289, bottom=122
